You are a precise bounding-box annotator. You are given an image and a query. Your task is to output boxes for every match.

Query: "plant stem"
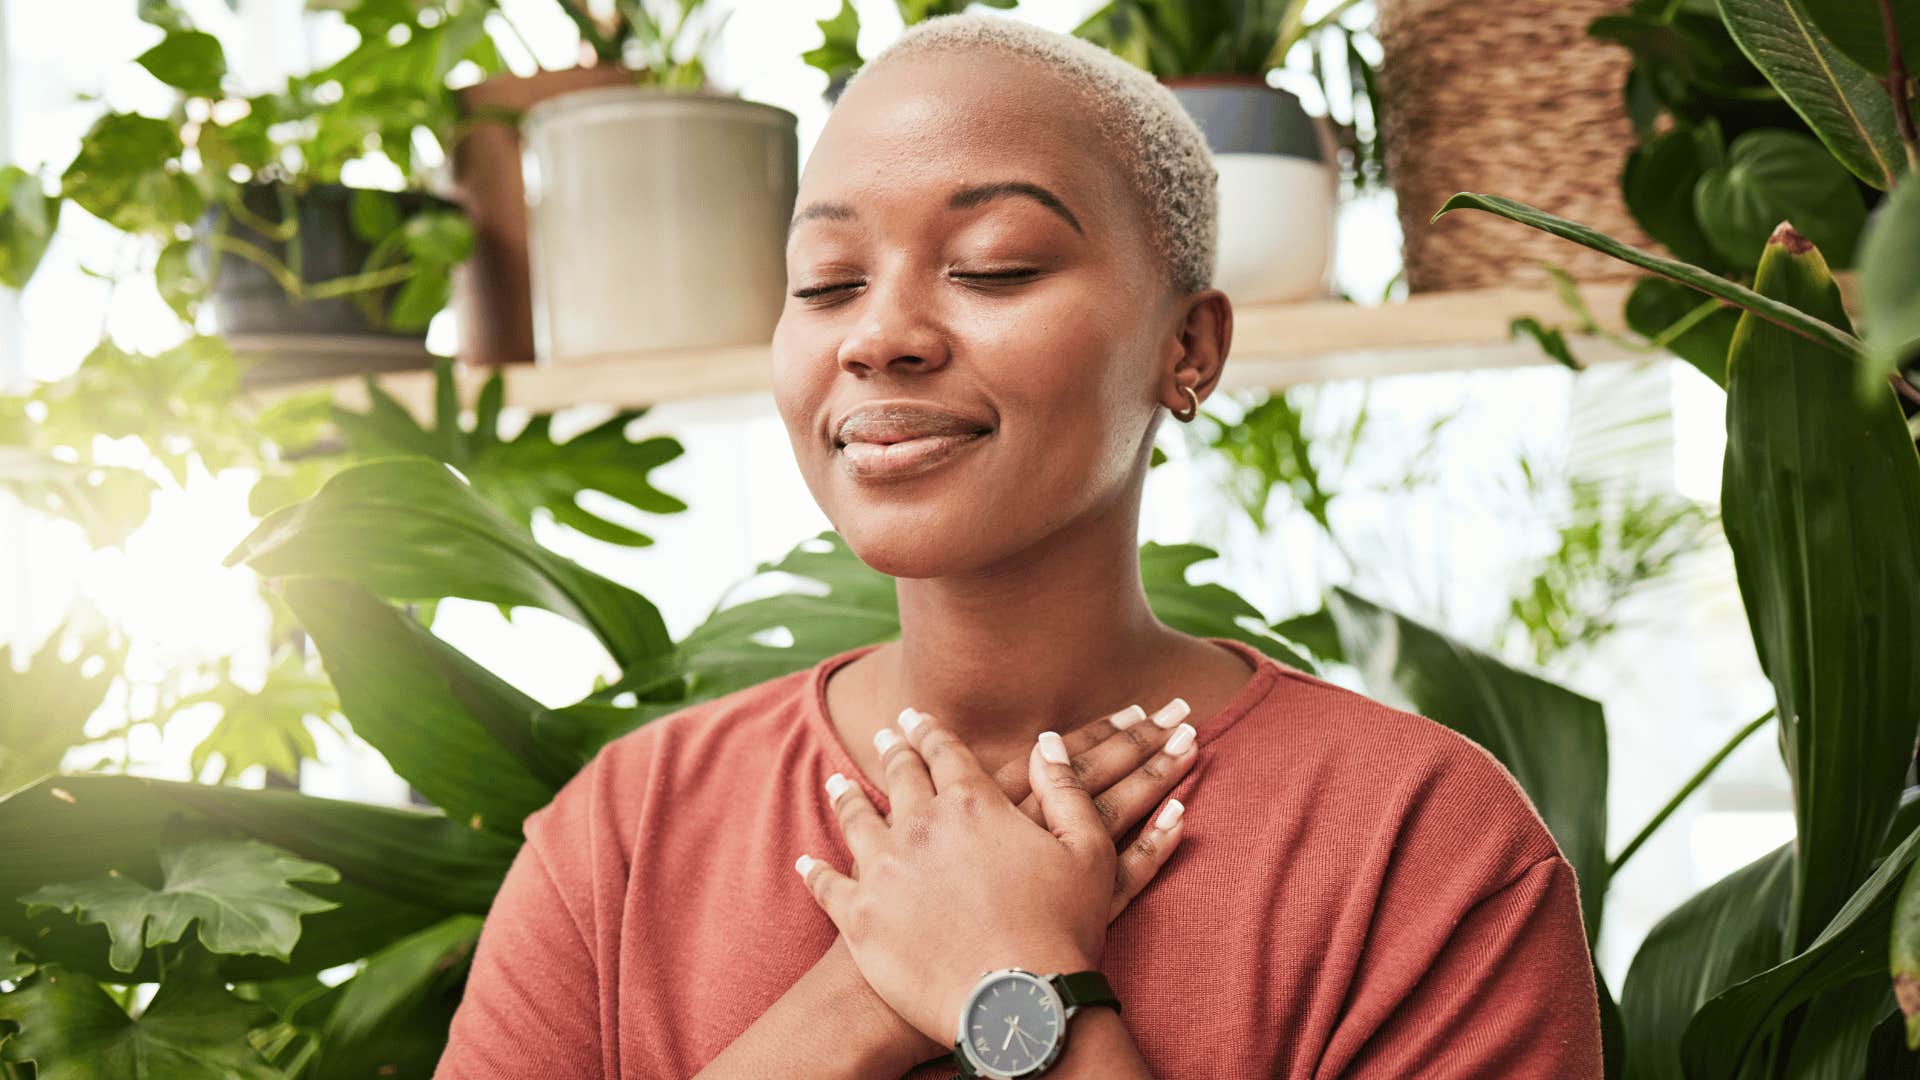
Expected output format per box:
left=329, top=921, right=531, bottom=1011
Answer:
left=1882, top=0, right=1920, bottom=174
left=1608, top=708, right=1776, bottom=877
left=557, top=0, right=620, bottom=62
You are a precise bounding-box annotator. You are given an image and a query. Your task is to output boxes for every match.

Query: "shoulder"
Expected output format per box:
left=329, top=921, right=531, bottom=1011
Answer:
left=1221, top=658, right=1567, bottom=893
left=522, top=662, right=818, bottom=849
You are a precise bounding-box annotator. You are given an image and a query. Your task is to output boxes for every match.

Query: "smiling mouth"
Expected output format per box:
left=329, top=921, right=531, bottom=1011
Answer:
left=835, top=430, right=992, bottom=480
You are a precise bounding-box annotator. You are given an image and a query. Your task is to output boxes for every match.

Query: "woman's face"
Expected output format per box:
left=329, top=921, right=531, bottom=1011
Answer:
left=772, top=50, right=1186, bottom=579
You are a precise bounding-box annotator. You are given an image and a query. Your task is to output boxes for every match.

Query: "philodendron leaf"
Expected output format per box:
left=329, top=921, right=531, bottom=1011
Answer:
left=1720, top=224, right=1920, bottom=953
left=1859, top=172, right=1920, bottom=384
left=1718, top=0, right=1907, bottom=189
left=330, top=360, right=688, bottom=548
left=1140, top=543, right=1314, bottom=672
left=0, top=935, right=34, bottom=982
left=0, top=612, right=123, bottom=799
left=1693, top=130, right=1866, bottom=269
left=1324, top=587, right=1610, bottom=941
left=0, top=949, right=279, bottom=1079
left=162, top=648, right=343, bottom=784
left=226, top=456, right=673, bottom=672
left=20, top=835, right=340, bottom=974
left=1433, top=193, right=1865, bottom=357
left=134, top=29, right=226, bottom=97
left=1625, top=276, right=1742, bottom=388
left=1799, top=0, right=1920, bottom=76
left=0, top=164, right=59, bottom=288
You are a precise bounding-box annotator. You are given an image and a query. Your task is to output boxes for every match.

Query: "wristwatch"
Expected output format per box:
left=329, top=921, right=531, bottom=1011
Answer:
left=951, top=967, right=1121, bottom=1078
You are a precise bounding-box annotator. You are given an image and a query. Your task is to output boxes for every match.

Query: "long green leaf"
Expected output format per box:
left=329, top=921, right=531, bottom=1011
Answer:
left=226, top=456, right=673, bottom=672
left=1432, top=193, right=1865, bottom=356
left=1324, top=587, right=1610, bottom=941
left=1800, top=0, right=1920, bottom=76
left=1718, top=0, right=1907, bottom=188
left=278, top=578, right=575, bottom=833
left=1720, top=225, right=1920, bottom=953
left=0, top=775, right=514, bottom=983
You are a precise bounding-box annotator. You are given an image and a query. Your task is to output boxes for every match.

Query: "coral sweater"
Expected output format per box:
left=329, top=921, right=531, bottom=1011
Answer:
left=435, top=636, right=1603, bottom=1079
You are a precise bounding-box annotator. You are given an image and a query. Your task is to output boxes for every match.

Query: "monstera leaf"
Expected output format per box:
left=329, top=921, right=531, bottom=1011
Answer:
left=20, top=835, right=340, bottom=974
left=0, top=612, right=123, bottom=799
left=330, top=360, right=687, bottom=547
left=162, top=649, right=344, bottom=784
left=0, top=947, right=278, bottom=1080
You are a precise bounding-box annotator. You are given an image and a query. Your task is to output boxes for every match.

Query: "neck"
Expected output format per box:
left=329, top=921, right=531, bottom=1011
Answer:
left=871, top=488, right=1185, bottom=755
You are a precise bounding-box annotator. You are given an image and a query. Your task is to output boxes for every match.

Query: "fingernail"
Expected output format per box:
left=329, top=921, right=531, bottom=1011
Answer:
left=1164, top=722, right=1196, bottom=756
left=874, top=728, right=902, bottom=755
left=898, top=707, right=926, bottom=736
left=825, top=772, right=850, bottom=800
left=794, top=854, right=815, bottom=877
left=1109, top=704, right=1147, bottom=730
left=1038, top=730, right=1070, bottom=765
left=1150, top=698, right=1190, bottom=729
left=1154, top=798, right=1184, bottom=830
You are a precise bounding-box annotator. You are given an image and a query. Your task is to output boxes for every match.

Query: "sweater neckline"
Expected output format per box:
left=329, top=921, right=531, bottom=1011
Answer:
left=800, top=635, right=1287, bottom=811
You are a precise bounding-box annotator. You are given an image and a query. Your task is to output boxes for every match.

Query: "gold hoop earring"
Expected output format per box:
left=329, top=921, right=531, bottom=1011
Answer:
left=1172, top=384, right=1200, bottom=423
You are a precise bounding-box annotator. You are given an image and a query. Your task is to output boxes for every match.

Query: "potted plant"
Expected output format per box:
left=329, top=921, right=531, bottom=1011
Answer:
left=1072, top=0, right=1343, bottom=305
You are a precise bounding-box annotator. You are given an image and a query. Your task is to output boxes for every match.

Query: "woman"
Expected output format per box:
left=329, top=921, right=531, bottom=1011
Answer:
left=436, top=14, right=1603, bottom=1079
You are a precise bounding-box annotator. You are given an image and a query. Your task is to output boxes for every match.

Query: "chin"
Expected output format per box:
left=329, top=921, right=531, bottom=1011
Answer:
left=830, top=505, right=1007, bottom=580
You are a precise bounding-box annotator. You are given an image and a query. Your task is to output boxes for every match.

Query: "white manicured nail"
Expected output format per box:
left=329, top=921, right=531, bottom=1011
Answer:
left=825, top=772, right=850, bottom=801
left=1164, top=722, right=1196, bottom=756
left=874, top=728, right=901, bottom=755
left=898, top=707, right=926, bottom=736
left=1109, top=704, right=1147, bottom=730
left=794, top=854, right=815, bottom=877
left=1038, top=730, right=1070, bottom=765
left=1150, top=698, right=1190, bottom=729
left=1155, top=799, right=1184, bottom=830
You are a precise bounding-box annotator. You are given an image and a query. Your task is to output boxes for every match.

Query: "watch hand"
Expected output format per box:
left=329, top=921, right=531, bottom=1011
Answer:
left=1003, top=1015, right=1020, bottom=1050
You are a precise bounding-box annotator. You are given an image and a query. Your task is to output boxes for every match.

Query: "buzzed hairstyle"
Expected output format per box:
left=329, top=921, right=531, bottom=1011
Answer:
left=846, top=13, right=1220, bottom=297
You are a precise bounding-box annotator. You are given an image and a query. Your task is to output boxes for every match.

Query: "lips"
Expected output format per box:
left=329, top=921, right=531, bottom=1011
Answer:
left=832, top=401, right=995, bottom=481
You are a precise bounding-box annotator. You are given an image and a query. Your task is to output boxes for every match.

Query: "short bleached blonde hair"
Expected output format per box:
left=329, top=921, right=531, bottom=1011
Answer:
left=845, top=13, right=1219, bottom=297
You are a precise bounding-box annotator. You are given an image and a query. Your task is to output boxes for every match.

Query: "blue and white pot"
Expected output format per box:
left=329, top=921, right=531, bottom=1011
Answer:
left=1165, top=76, right=1337, bottom=304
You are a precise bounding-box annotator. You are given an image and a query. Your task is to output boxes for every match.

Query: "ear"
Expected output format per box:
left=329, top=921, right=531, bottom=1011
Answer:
left=1160, top=288, right=1232, bottom=410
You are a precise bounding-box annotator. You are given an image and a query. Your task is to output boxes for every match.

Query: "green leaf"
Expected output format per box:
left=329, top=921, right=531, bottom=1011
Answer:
left=1893, top=852, right=1920, bottom=1047
left=398, top=210, right=472, bottom=266
left=1718, top=0, right=1908, bottom=189
left=1619, top=844, right=1793, bottom=1079
left=1510, top=316, right=1582, bottom=369
left=0, top=951, right=280, bottom=1079
left=330, top=362, right=689, bottom=548
left=162, top=649, right=342, bottom=784
left=20, top=835, right=339, bottom=974
left=1626, top=275, right=1741, bottom=387
left=1720, top=224, right=1920, bottom=953
left=0, top=446, right=159, bottom=548
left=134, top=29, right=226, bottom=97
left=1859, top=172, right=1920, bottom=379
left=802, top=0, right=863, bottom=83
left=1622, top=121, right=1726, bottom=268
left=153, top=238, right=206, bottom=322
left=1692, top=129, right=1867, bottom=269
left=276, top=578, right=577, bottom=832
left=1140, top=543, right=1314, bottom=672
left=59, top=113, right=201, bottom=235
left=226, top=455, right=674, bottom=671
left=1434, top=192, right=1865, bottom=357
left=305, top=914, right=480, bottom=1079
left=0, top=165, right=59, bottom=288
left=1324, top=587, right=1610, bottom=941
left=1800, top=0, right=1920, bottom=76
left=1683, top=818, right=1920, bottom=1077
left=0, top=613, right=123, bottom=799
left=0, top=936, right=34, bottom=983
left=348, top=188, right=400, bottom=243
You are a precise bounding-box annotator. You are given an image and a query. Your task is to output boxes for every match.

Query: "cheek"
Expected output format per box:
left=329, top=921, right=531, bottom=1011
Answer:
left=982, top=298, right=1148, bottom=491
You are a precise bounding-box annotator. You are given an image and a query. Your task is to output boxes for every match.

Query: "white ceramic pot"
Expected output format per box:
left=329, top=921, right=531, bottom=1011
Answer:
left=1165, top=78, right=1337, bottom=304
left=522, top=87, right=798, bottom=364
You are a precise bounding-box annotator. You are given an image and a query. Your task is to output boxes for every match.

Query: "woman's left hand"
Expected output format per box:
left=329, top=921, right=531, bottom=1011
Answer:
left=795, top=706, right=1176, bottom=1046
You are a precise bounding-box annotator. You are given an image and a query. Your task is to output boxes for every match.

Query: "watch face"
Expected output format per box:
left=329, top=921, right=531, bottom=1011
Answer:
left=959, top=970, right=1063, bottom=1078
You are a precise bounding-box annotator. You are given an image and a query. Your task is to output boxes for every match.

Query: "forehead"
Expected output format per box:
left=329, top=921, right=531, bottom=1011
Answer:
left=796, top=50, right=1135, bottom=232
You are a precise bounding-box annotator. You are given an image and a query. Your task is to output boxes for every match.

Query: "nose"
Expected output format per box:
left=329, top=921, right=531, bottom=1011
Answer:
left=835, top=276, right=951, bottom=378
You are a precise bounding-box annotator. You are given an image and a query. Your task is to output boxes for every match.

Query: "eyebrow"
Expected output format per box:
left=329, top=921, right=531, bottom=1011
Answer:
left=787, top=180, right=1085, bottom=239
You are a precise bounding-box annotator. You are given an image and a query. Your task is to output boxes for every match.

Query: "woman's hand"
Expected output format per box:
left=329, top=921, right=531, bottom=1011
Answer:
left=795, top=706, right=1192, bottom=1048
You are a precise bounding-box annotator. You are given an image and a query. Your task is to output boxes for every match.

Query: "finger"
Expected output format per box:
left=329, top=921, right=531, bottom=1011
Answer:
left=991, top=703, right=1149, bottom=806
left=1107, top=797, right=1187, bottom=923
left=795, top=853, right=856, bottom=928
left=873, top=723, right=933, bottom=815
left=1079, top=719, right=1199, bottom=841
left=824, top=771, right=887, bottom=863
left=1028, top=730, right=1108, bottom=851
left=1014, top=699, right=1193, bottom=833
left=900, top=707, right=992, bottom=795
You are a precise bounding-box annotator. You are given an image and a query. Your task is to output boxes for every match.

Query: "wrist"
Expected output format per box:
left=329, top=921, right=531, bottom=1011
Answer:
left=819, top=936, right=943, bottom=1074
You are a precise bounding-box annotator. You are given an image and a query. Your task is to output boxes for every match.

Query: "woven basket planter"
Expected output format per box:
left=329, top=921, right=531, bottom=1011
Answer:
left=1376, top=0, right=1653, bottom=292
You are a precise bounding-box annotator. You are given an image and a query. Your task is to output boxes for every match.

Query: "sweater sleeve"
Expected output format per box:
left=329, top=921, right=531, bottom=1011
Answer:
left=1342, top=855, right=1605, bottom=1079
left=433, top=827, right=604, bottom=1079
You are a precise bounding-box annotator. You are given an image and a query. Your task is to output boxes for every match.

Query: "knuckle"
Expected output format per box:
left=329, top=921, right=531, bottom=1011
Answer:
left=1121, top=724, right=1159, bottom=755
left=1091, top=794, right=1119, bottom=824
left=1131, top=830, right=1161, bottom=862
left=1138, top=757, right=1169, bottom=784
left=1046, top=769, right=1088, bottom=794
left=1068, top=752, right=1094, bottom=780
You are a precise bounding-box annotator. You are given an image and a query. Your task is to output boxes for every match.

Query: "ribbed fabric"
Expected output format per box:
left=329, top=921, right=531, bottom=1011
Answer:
left=436, top=636, right=1603, bottom=1079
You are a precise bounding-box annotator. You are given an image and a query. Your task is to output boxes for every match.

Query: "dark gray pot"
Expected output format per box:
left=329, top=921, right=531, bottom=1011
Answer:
left=1164, top=77, right=1324, bottom=161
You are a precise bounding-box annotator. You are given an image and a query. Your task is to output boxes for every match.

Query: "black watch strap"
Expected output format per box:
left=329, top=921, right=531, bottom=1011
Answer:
left=1052, top=970, right=1120, bottom=1015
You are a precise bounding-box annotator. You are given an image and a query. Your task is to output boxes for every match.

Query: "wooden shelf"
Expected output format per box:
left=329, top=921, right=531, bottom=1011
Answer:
left=243, top=282, right=1647, bottom=420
